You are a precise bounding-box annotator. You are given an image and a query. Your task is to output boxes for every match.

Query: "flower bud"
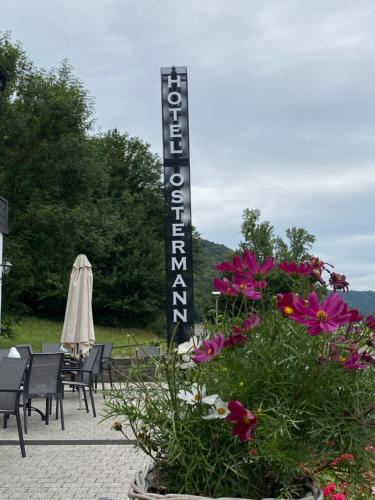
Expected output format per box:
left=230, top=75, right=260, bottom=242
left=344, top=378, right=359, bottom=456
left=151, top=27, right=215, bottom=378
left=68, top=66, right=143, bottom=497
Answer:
left=111, top=421, right=123, bottom=431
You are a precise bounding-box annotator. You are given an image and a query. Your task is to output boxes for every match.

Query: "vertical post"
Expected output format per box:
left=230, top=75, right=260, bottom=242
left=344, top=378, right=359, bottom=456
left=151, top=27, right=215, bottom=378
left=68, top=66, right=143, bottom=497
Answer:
left=161, top=66, right=194, bottom=344
left=0, top=232, right=3, bottom=329
left=212, top=291, right=220, bottom=325
left=0, top=197, right=9, bottom=332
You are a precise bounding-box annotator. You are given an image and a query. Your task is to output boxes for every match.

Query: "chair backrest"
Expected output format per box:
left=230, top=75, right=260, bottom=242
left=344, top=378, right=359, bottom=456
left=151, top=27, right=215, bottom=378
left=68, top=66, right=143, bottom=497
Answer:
left=41, top=343, right=60, bottom=353
left=81, top=347, right=100, bottom=385
left=102, top=343, right=113, bottom=369
left=0, top=348, right=9, bottom=363
left=136, top=345, right=161, bottom=360
left=15, top=344, right=32, bottom=362
left=92, top=344, right=105, bottom=376
left=25, top=353, right=64, bottom=397
left=0, top=358, right=28, bottom=413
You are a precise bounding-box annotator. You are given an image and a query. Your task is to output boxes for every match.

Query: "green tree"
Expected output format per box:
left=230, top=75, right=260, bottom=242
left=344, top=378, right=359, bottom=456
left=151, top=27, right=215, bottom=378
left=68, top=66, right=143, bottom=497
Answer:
left=0, top=34, right=166, bottom=327
left=239, top=208, right=315, bottom=263
left=240, top=208, right=276, bottom=259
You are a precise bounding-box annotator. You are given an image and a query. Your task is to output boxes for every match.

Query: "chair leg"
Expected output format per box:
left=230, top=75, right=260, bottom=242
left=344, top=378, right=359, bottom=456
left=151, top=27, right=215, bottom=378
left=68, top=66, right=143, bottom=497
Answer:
left=108, top=365, right=114, bottom=389
left=45, top=398, right=49, bottom=425
left=102, top=373, right=106, bottom=399
left=88, top=386, right=96, bottom=417
left=27, top=398, right=32, bottom=416
left=94, top=375, right=97, bottom=393
left=23, top=397, right=28, bottom=434
left=59, top=397, right=65, bottom=431
left=82, top=387, right=89, bottom=413
left=15, top=408, right=26, bottom=458
left=3, top=413, right=8, bottom=429
left=56, top=397, right=59, bottom=420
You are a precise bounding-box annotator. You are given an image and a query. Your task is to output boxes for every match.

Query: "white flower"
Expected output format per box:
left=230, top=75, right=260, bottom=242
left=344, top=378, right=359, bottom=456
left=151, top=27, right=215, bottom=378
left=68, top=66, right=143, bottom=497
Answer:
left=177, top=384, right=218, bottom=405
left=202, top=398, right=229, bottom=420
left=177, top=336, right=201, bottom=355
left=180, top=355, right=196, bottom=370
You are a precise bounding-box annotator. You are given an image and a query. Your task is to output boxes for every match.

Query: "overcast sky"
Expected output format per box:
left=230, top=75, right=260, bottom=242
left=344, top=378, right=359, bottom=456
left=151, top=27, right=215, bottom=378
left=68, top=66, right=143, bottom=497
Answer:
left=3, top=1, right=375, bottom=290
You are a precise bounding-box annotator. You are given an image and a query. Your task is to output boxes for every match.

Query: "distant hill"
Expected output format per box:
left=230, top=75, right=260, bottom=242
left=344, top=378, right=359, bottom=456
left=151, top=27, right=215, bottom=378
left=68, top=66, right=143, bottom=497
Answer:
left=193, top=241, right=375, bottom=320
left=194, top=238, right=233, bottom=320
left=338, top=291, right=375, bottom=316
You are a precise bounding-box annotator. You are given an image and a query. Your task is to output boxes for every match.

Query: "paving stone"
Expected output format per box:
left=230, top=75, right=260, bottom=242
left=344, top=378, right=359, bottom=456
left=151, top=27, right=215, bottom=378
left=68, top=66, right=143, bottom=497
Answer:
left=0, top=389, right=147, bottom=499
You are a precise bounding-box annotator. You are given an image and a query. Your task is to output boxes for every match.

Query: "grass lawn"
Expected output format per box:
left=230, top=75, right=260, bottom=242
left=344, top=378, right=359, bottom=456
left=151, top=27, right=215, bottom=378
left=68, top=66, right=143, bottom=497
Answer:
left=0, top=317, right=163, bottom=357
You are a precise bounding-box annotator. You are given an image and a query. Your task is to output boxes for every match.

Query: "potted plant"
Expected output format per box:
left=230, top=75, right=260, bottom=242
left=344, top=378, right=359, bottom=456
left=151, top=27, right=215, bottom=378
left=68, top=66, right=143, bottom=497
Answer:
left=105, top=251, right=375, bottom=499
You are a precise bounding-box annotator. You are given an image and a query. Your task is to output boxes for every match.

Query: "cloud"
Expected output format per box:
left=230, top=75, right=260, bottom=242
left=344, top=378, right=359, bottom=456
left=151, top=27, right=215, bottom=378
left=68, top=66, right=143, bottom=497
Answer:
left=2, top=0, right=375, bottom=288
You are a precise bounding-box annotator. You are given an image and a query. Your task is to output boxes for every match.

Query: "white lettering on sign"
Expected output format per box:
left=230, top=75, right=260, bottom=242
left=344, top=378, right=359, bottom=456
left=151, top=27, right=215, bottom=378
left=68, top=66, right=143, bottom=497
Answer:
left=173, top=290, right=187, bottom=306
left=173, top=309, right=187, bottom=322
left=162, top=68, right=192, bottom=332
left=172, top=274, right=187, bottom=287
left=171, top=256, right=187, bottom=271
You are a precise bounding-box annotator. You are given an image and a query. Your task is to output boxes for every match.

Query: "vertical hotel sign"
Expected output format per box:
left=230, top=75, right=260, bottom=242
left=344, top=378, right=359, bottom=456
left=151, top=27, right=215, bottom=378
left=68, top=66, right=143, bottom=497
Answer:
left=161, top=66, right=194, bottom=344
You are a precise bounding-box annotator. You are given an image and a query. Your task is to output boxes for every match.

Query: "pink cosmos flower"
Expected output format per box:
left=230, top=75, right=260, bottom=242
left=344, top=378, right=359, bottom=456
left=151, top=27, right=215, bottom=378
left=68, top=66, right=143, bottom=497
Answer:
left=232, top=314, right=261, bottom=335
left=226, top=400, right=257, bottom=443
left=366, top=315, right=375, bottom=331
left=216, top=250, right=274, bottom=289
left=342, top=350, right=374, bottom=370
left=192, top=333, right=225, bottom=364
left=224, top=333, right=248, bottom=348
left=213, top=277, right=237, bottom=296
left=342, top=305, right=362, bottom=323
left=290, top=292, right=352, bottom=335
left=278, top=260, right=312, bottom=277
left=231, top=277, right=262, bottom=300
left=224, top=315, right=260, bottom=348
left=277, top=292, right=299, bottom=317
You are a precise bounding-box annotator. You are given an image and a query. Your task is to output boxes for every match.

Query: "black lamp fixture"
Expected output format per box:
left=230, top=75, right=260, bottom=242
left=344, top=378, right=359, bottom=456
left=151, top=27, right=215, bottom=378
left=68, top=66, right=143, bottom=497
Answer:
left=0, top=259, right=12, bottom=277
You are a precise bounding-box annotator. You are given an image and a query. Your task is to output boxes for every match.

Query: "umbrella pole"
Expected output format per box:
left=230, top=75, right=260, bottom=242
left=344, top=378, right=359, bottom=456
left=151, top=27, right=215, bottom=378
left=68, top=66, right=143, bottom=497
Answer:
left=77, top=345, right=83, bottom=410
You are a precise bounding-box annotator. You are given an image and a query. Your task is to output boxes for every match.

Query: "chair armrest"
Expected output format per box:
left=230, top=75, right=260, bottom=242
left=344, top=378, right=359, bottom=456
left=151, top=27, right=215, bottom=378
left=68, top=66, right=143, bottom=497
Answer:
left=61, top=368, right=92, bottom=374
left=0, top=388, right=23, bottom=393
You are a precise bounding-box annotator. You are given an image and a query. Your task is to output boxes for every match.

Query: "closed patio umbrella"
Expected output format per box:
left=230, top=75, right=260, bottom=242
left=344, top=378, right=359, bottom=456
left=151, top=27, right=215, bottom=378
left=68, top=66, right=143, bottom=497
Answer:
left=61, top=254, right=95, bottom=359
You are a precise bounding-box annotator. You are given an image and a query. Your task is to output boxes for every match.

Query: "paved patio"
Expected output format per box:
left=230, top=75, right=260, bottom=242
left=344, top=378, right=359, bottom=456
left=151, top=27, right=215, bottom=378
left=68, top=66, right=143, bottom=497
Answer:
left=0, top=386, right=147, bottom=499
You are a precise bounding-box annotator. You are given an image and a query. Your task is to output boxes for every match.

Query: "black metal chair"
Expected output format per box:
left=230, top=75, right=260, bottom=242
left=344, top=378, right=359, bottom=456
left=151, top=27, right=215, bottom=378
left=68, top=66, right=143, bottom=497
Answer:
left=101, top=343, right=114, bottom=396
left=0, top=357, right=28, bottom=457
left=22, top=353, right=65, bottom=434
left=0, top=348, right=9, bottom=363
left=92, top=344, right=105, bottom=393
left=135, top=345, right=161, bottom=378
left=62, top=346, right=100, bottom=417
left=41, top=343, right=60, bottom=353
left=15, top=344, right=32, bottom=363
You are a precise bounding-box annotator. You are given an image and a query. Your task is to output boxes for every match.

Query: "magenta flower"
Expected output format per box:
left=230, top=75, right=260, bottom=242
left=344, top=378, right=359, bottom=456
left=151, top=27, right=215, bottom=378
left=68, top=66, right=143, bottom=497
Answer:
left=213, top=277, right=237, bottom=296
left=216, top=250, right=274, bottom=288
left=291, top=292, right=351, bottom=335
left=342, top=350, right=374, bottom=370
left=277, top=292, right=299, bottom=317
left=366, top=315, right=375, bottom=331
left=232, top=314, right=261, bottom=335
left=192, top=333, right=225, bottom=364
left=342, top=304, right=362, bottom=323
left=279, top=260, right=312, bottom=277
left=224, top=333, right=248, bottom=348
left=213, top=276, right=261, bottom=300
left=226, top=400, right=257, bottom=443
left=231, top=277, right=262, bottom=300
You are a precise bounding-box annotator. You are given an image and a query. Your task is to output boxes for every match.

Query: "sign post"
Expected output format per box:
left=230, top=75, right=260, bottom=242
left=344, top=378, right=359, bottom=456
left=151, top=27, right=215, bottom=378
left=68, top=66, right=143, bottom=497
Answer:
left=0, top=197, right=9, bottom=330
left=161, top=66, right=194, bottom=344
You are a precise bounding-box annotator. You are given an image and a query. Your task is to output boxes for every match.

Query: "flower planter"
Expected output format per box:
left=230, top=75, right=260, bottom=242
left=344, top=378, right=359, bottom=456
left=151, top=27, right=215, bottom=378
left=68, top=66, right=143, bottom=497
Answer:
left=128, top=463, right=323, bottom=500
